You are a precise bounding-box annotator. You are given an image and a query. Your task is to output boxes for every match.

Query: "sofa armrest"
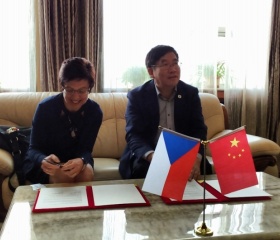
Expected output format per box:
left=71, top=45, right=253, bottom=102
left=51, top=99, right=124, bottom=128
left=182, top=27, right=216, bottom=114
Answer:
left=0, top=149, right=14, bottom=176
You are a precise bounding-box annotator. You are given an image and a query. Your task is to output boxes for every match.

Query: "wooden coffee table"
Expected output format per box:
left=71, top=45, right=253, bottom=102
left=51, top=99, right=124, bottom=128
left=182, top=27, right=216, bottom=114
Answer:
left=1, top=173, right=280, bottom=240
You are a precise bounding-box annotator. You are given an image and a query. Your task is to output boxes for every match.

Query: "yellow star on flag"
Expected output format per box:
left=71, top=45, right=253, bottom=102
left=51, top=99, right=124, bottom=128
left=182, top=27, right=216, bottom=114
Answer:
left=230, top=137, right=239, bottom=147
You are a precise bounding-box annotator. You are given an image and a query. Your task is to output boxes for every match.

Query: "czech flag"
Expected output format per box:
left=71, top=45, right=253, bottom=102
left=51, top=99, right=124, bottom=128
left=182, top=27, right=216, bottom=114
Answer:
left=209, top=127, right=258, bottom=194
left=142, top=128, right=200, bottom=201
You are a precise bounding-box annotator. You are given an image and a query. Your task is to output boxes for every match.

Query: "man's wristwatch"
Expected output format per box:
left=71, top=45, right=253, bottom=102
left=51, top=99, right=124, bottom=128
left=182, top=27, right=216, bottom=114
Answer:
left=80, top=157, right=87, bottom=172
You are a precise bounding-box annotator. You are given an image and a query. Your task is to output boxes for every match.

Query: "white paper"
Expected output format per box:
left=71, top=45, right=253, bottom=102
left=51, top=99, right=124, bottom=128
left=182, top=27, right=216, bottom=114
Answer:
left=206, top=180, right=272, bottom=198
left=92, top=184, right=146, bottom=206
left=30, top=183, right=46, bottom=191
left=170, top=180, right=217, bottom=201
left=35, top=186, right=89, bottom=209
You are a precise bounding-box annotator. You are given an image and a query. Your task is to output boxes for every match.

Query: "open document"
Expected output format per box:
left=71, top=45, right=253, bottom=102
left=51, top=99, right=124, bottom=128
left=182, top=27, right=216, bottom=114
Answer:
left=170, top=180, right=217, bottom=201
left=32, top=184, right=150, bottom=213
left=161, top=180, right=272, bottom=205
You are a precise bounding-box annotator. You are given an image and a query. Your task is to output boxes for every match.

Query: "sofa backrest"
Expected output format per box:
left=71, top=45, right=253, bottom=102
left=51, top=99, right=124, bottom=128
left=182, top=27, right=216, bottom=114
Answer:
left=89, top=93, right=127, bottom=158
left=199, top=93, right=225, bottom=140
left=0, top=92, right=57, bottom=126
left=0, top=92, right=225, bottom=159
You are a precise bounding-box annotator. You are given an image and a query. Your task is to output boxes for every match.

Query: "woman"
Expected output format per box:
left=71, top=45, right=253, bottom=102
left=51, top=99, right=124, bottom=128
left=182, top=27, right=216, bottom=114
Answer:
left=23, top=57, right=103, bottom=184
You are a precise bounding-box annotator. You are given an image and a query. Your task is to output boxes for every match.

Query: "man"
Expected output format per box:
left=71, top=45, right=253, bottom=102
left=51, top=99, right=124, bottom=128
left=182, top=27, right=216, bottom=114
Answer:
left=119, top=45, right=212, bottom=179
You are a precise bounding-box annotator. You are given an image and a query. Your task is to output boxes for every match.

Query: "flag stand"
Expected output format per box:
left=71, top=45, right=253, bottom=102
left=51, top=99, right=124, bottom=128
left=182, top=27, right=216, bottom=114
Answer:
left=194, top=140, right=213, bottom=236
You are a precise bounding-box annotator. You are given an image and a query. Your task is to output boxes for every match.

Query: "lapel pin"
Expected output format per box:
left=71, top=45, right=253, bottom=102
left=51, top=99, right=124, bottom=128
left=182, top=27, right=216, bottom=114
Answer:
left=178, top=95, right=182, bottom=98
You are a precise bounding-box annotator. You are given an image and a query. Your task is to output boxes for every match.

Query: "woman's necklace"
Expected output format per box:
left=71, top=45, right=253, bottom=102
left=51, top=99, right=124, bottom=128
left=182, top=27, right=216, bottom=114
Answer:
left=68, top=115, right=77, bottom=138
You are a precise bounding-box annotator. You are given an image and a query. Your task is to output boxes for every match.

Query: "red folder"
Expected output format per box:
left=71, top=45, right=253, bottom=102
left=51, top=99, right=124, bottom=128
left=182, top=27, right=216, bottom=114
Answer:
left=161, top=181, right=271, bottom=205
left=33, top=185, right=150, bottom=213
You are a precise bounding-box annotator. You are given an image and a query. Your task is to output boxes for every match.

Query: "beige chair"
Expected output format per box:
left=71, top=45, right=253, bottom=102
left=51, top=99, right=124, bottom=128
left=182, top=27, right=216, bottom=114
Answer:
left=200, top=93, right=280, bottom=177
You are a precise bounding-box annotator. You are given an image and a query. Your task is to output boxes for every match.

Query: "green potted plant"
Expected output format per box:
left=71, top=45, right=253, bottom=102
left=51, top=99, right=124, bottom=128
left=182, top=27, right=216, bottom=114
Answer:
left=122, top=66, right=150, bottom=89
left=216, top=61, right=225, bottom=88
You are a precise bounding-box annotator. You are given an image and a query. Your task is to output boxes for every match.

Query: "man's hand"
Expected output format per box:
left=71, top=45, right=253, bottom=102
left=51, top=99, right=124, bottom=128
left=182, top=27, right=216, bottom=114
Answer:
left=188, top=157, right=201, bottom=181
left=146, top=152, right=154, bottom=162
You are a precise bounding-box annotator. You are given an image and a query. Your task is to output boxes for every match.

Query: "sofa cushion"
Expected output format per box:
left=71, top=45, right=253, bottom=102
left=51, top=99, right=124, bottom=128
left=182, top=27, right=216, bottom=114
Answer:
left=94, top=158, right=122, bottom=181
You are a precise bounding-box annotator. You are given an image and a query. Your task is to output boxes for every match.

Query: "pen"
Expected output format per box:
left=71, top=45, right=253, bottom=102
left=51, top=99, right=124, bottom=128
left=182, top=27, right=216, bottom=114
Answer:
left=44, top=159, right=64, bottom=168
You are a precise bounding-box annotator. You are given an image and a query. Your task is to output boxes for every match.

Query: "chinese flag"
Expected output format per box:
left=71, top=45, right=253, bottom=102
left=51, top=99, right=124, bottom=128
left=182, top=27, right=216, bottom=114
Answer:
left=209, top=127, right=258, bottom=194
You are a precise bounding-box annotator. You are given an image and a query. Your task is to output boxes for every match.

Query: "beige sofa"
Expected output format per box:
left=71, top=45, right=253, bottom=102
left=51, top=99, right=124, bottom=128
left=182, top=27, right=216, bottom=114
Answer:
left=0, top=92, right=279, bottom=210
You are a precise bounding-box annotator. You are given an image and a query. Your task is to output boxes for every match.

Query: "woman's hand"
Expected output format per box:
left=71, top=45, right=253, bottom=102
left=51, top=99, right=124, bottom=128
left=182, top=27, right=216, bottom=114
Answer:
left=41, top=154, right=61, bottom=176
left=62, top=158, right=84, bottom=178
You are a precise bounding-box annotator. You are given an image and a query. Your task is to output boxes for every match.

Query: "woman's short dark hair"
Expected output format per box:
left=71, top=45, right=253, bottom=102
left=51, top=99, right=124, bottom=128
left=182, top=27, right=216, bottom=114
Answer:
left=145, top=45, right=179, bottom=68
left=59, top=57, right=95, bottom=91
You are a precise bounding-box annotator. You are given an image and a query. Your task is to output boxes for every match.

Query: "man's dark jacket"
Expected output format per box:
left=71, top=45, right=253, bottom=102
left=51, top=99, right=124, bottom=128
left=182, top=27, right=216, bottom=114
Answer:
left=119, top=80, right=212, bottom=179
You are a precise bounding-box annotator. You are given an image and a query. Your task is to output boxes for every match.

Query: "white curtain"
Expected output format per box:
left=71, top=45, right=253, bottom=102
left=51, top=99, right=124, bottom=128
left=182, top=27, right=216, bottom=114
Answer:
left=103, top=0, right=223, bottom=93
left=224, top=0, right=273, bottom=136
left=0, top=0, right=36, bottom=92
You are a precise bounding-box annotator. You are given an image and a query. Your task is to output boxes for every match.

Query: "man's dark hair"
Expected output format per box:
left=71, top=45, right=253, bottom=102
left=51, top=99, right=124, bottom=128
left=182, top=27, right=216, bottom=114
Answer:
left=59, top=57, right=95, bottom=91
left=145, top=45, right=179, bottom=68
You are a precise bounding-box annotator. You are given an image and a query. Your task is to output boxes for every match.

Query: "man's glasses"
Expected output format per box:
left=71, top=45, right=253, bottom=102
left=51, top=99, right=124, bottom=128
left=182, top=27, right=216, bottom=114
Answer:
left=151, top=61, right=182, bottom=70
left=63, top=87, right=90, bottom=95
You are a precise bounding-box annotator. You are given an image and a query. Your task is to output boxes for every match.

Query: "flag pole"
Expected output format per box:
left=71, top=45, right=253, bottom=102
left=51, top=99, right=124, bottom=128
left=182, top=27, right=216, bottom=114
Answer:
left=194, top=140, right=213, bottom=236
